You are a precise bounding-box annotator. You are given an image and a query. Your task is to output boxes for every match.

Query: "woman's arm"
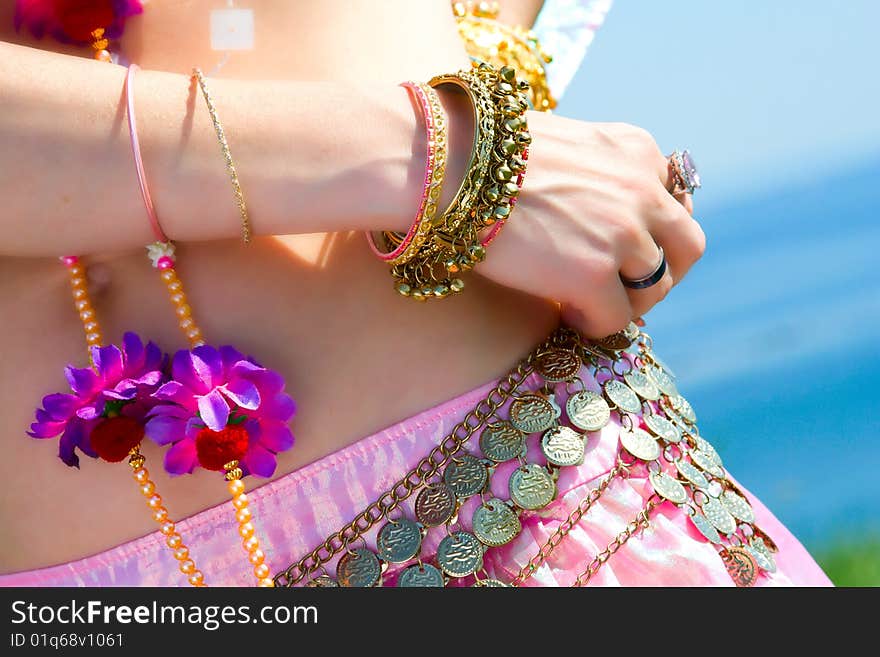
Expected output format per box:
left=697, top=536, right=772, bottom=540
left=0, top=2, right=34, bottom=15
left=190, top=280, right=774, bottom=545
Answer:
left=0, top=41, right=445, bottom=256
left=0, top=38, right=705, bottom=338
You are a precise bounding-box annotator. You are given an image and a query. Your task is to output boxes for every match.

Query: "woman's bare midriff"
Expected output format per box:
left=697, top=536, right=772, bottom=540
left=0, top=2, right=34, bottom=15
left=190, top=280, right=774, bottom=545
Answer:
left=0, top=0, right=559, bottom=573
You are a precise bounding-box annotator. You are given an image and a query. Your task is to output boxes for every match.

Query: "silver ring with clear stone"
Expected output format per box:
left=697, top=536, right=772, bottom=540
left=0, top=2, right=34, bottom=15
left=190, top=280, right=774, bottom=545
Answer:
left=668, top=149, right=701, bottom=195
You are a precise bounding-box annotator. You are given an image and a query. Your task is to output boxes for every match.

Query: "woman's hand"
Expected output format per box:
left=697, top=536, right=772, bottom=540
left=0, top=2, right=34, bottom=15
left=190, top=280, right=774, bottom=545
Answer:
left=476, top=111, right=706, bottom=338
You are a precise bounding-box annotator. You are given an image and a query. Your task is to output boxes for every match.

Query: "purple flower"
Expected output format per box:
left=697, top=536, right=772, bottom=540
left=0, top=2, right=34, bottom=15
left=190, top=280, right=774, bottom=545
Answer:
left=28, top=332, right=166, bottom=468
left=15, top=0, right=144, bottom=45
left=145, top=345, right=296, bottom=478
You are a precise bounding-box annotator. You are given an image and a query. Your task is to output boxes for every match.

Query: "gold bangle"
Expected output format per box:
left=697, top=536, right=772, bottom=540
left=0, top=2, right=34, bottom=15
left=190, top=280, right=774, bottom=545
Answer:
left=383, top=83, right=450, bottom=266
left=428, top=68, right=496, bottom=232
left=384, top=63, right=530, bottom=301
left=191, top=67, right=253, bottom=244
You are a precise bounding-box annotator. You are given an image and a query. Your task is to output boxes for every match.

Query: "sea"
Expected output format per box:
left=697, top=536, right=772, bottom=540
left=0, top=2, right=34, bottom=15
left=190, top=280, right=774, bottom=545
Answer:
left=641, top=157, right=880, bottom=552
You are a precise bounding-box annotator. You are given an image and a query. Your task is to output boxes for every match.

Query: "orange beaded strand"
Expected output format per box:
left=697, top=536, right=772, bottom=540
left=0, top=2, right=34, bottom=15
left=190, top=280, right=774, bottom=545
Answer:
left=225, top=462, right=274, bottom=587
left=60, top=256, right=207, bottom=587
left=148, top=243, right=205, bottom=348
left=147, top=242, right=276, bottom=586
left=54, top=22, right=207, bottom=590
left=61, top=256, right=103, bottom=351
left=90, top=28, right=112, bottom=62
left=129, top=447, right=207, bottom=586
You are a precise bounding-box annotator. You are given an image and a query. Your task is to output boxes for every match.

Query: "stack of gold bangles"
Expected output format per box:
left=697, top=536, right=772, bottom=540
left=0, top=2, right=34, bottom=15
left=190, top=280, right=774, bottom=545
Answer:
left=367, top=60, right=531, bottom=301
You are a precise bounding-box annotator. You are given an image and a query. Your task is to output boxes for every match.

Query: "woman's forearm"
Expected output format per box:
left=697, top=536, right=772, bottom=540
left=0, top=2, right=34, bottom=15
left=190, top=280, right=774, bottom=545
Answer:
left=0, top=41, right=470, bottom=256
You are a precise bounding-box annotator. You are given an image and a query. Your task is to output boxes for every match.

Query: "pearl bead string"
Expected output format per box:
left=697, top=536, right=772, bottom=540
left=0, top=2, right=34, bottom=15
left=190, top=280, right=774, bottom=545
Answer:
left=52, top=32, right=207, bottom=587
left=129, top=449, right=207, bottom=586
left=60, top=256, right=103, bottom=352
left=58, top=254, right=206, bottom=587
left=149, top=243, right=275, bottom=586
left=226, top=462, right=274, bottom=587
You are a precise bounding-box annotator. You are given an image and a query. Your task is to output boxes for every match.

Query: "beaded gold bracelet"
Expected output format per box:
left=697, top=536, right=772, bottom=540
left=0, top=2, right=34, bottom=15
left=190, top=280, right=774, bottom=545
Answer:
left=382, top=62, right=531, bottom=301
left=366, top=82, right=449, bottom=266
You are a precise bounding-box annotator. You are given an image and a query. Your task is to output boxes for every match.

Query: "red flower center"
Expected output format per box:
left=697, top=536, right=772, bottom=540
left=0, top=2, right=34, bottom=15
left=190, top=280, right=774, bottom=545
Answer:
left=56, top=0, right=116, bottom=42
left=90, top=416, right=145, bottom=463
left=195, top=425, right=250, bottom=472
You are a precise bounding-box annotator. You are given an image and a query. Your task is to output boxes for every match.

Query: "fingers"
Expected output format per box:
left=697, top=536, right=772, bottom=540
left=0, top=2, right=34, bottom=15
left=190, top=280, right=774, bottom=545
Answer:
left=625, top=267, right=674, bottom=319
left=672, top=190, right=694, bottom=215
left=639, top=137, right=702, bottom=284
left=650, top=194, right=706, bottom=284
left=618, top=224, right=673, bottom=317
left=561, top=266, right=634, bottom=339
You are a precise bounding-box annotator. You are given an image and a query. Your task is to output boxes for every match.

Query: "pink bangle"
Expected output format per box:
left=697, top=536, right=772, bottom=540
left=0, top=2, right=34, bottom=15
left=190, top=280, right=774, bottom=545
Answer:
left=366, top=82, right=447, bottom=265
left=480, top=147, right=529, bottom=247
left=125, top=64, right=169, bottom=243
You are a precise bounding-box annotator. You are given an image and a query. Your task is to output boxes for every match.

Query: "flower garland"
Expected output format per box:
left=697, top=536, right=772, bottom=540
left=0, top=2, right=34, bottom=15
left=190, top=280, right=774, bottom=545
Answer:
left=14, top=0, right=143, bottom=45
left=30, top=335, right=296, bottom=478
left=22, top=0, right=297, bottom=587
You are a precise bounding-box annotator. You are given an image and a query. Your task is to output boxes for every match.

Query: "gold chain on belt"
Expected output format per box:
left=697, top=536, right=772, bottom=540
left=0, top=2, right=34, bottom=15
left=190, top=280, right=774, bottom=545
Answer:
left=273, top=323, right=780, bottom=588
left=272, top=327, right=578, bottom=587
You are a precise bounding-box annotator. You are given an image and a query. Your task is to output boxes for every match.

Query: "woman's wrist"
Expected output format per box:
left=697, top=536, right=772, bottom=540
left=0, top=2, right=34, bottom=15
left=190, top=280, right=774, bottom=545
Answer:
left=0, top=41, right=476, bottom=255
left=353, top=81, right=474, bottom=237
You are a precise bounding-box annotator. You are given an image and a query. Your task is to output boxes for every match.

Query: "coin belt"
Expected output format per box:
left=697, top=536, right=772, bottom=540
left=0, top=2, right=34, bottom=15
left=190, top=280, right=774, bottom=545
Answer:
left=274, top=324, right=779, bottom=588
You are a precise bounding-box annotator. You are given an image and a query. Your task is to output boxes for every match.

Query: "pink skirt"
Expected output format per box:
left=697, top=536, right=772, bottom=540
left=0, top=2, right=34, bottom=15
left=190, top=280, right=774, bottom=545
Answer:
left=0, top=354, right=832, bottom=588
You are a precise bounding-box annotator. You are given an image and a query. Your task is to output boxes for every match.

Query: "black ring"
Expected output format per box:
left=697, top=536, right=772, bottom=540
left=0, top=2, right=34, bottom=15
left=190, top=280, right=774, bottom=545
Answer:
left=621, top=247, right=667, bottom=290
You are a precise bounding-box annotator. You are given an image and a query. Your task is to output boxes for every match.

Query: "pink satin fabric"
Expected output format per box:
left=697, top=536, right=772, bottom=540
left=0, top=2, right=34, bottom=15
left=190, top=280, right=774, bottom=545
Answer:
left=0, top=364, right=832, bottom=587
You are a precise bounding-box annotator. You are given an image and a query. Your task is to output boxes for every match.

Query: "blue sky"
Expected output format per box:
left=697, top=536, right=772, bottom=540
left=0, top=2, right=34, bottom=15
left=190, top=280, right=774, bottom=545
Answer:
left=560, top=0, right=880, bottom=210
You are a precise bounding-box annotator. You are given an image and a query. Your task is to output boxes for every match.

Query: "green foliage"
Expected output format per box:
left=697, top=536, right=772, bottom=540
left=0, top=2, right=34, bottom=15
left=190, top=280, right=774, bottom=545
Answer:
left=814, top=534, right=880, bottom=586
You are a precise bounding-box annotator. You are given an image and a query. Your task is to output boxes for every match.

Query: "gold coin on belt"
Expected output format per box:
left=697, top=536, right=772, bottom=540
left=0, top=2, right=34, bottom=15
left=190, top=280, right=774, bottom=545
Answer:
left=415, top=482, right=457, bottom=527
left=690, top=449, right=725, bottom=478
left=472, top=498, right=522, bottom=547
left=509, top=393, right=558, bottom=434
left=479, top=421, right=526, bottom=462
left=619, top=427, right=661, bottom=462
left=649, top=470, right=688, bottom=504
left=689, top=511, right=722, bottom=544
left=624, top=369, right=661, bottom=401
left=565, top=390, right=610, bottom=432
left=676, top=459, right=710, bottom=490
left=603, top=379, right=642, bottom=414
left=306, top=575, right=339, bottom=587
left=701, top=497, right=738, bottom=535
left=376, top=518, right=423, bottom=564
left=336, top=548, right=382, bottom=587
left=593, top=322, right=639, bottom=351
left=752, top=525, right=779, bottom=553
left=437, top=531, right=484, bottom=578
left=643, top=413, right=682, bottom=444
left=647, top=365, right=679, bottom=397
left=721, top=489, right=755, bottom=524
left=443, top=454, right=488, bottom=498
left=396, top=563, right=445, bottom=587
left=509, top=463, right=557, bottom=510
left=541, top=425, right=586, bottom=467
left=535, top=348, right=582, bottom=382
left=720, top=546, right=758, bottom=587
left=748, top=537, right=777, bottom=573
left=670, top=394, right=697, bottom=424
left=473, top=578, right=509, bottom=587
left=692, top=435, right=723, bottom=467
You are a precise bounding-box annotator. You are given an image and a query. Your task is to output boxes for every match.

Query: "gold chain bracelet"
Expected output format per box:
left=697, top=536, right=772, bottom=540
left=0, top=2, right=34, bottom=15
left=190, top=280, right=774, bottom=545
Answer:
left=192, top=68, right=253, bottom=244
